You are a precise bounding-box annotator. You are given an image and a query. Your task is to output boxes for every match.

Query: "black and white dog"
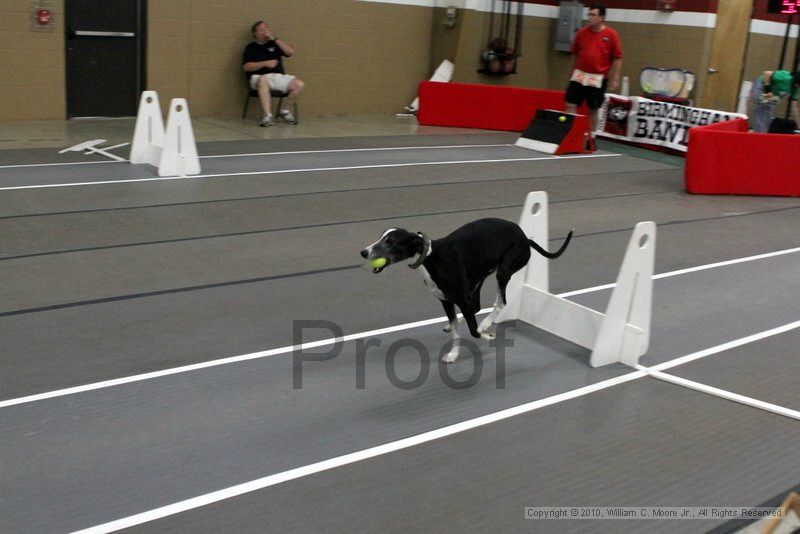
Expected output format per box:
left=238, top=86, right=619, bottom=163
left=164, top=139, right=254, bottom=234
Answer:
left=361, top=218, right=573, bottom=363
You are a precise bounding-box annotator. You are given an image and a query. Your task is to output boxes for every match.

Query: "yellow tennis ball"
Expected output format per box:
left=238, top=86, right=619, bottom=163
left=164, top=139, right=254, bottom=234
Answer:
left=558, top=115, right=567, bottom=123
left=369, top=257, right=387, bottom=270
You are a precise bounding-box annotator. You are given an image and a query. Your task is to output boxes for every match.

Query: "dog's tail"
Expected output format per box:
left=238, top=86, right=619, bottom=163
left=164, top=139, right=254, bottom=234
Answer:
left=528, top=229, right=574, bottom=259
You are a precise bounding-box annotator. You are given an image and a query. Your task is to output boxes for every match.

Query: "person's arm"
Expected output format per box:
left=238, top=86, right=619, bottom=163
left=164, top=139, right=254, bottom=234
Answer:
left=762, top=70, right=774, bottom=94
left=243, top=59, right=278, bottom=72
left=569, top=30, right=580, bottom=71
left=608, top=57, right=622, bottom=92
left=792, top=99, right=799, bottom=126
left=262, top=25, right=294, bottom=57
left=606, top=31, right=623, bottom=92
left=273, top=37, right=295, bottom=57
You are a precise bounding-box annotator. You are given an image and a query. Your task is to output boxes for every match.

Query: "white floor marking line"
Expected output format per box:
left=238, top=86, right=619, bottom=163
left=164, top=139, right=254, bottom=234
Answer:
left=648, top=319, right=800, bottom=373
left=72, top=312, right=800, bottom=532
left=200, top=143, right=515, bottom=159
left=70, top=370, right=648, bottom=534
left=0, top=153, right=620, bottom=191
left=0, top=144, right=512, bottom=170
left=71, top=317, right=800, bottom=532
left=2, top=244, right=798, bottom=410
left=637, top=365, right=800, bottom=421
left=559, top=245, right=800, bottom=298
left=0, top=315, right=451, bottom=409
left=0, top=159, right=122, bottom=170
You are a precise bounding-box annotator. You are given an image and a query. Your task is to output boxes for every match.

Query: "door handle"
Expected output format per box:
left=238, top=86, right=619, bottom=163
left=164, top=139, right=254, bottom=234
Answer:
left=707, top=67, right=718, bottom=74
left=74, top=31, right=135, bottom=37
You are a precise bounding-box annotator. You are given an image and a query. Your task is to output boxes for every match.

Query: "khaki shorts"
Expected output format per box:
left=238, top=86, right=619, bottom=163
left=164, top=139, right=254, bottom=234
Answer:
left=250, top=73, right=296, bottom=93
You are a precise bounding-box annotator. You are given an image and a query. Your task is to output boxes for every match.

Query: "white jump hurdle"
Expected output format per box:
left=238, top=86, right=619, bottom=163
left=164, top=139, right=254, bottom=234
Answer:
left=129, top=90, right=200, bottom=177
left=495, top=191, right=656, bottom=368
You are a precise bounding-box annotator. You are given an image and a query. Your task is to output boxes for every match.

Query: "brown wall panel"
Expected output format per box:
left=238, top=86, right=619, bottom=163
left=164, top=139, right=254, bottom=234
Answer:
left=0, top=0, right=795, bottom=120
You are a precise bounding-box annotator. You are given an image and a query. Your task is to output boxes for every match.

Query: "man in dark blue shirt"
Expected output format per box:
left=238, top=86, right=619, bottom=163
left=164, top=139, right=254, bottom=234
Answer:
left=243, top=21, right=305, bottom=126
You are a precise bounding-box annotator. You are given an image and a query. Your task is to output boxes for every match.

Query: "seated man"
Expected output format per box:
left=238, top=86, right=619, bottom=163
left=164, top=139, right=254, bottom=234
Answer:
left=242, top=20, right=305, bottom=126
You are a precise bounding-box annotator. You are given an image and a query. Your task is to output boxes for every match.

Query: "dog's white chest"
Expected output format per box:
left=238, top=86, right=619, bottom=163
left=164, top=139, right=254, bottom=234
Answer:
left=418, top=265, right=446, bottom=300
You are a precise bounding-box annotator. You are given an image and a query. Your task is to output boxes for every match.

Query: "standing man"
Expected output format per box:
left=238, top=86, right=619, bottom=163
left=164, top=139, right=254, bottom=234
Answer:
left=564, top=4, right=623, bottom=150
left=243, top=20, right=305, bottom=127
left=749, top=69, right=799, bottom=132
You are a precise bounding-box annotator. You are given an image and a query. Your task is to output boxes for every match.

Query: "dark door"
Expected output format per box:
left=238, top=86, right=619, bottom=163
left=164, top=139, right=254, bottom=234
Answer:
left=65, top=0, right=146, bottom=118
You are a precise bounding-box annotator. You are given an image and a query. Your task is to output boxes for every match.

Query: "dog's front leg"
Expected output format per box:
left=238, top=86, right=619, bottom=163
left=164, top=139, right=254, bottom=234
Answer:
left=440, top=300, right=461, bottom=363
left=461, top=305, right=481, bottom=339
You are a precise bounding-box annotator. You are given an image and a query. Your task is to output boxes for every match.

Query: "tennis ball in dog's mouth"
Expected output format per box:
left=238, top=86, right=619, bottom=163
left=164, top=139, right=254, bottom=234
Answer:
left=558, top=115, right=567, bottom=123
left=369, top=257, right=388, bottom=271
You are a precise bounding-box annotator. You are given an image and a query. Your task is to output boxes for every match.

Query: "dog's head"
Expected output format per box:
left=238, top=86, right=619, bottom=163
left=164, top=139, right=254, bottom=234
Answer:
left=360, top=228, right=424, bottom=273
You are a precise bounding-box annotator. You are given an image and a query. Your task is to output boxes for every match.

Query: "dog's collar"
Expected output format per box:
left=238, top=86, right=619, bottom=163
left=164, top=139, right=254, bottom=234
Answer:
left=408, top=232, right=431, bottom=269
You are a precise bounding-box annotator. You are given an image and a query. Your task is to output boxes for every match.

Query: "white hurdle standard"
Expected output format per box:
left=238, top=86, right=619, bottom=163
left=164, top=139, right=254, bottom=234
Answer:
left=129, top=90, right=200, bottom=177
left=495, top=191, right=656, bottom=368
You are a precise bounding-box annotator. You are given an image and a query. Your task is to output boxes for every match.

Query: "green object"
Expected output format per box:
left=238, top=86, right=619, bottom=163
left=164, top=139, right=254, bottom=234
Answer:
left=768, top=70, right=799, bottom=99
left=558, top=115, right=567, bottom=122
left=369, top=257, right=387, bottom=270
left=771, top=70, right=792, bottom=97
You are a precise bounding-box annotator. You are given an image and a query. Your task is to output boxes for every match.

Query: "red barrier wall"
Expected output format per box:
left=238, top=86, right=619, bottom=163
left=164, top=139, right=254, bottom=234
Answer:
left=417, top=81, right=572, bottom=132
left=685, top=118, right=800, bottom=196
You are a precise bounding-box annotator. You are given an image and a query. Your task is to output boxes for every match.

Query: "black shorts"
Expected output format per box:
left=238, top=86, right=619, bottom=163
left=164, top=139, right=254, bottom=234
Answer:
left=565, top=80, right=608, bottom=109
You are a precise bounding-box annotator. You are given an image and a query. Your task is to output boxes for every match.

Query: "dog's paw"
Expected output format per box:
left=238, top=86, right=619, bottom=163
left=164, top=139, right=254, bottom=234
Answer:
left=443, top=325, right=452, bottom=333
left=480, top=330, right=496, bottom=340
left=469, top=330, right=481, bottom=339
left=441, top=352, right=459, bottom=364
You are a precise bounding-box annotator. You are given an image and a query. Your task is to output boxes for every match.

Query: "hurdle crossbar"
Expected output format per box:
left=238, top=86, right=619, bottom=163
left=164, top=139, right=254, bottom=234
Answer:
left=495, top=191, right=656, bottom=368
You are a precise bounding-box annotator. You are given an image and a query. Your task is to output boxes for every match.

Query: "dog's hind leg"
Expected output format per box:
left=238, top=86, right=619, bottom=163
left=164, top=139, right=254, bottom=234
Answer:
left=440, top=300, right=461, bottom=363
left=497, top=246, right=531, bottom=304
left=478, top=291, right=504, bottom=340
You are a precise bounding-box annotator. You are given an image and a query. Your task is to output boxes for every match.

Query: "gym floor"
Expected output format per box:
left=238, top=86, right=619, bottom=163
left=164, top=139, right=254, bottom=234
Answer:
left=0, top=115, right=798, bottom=533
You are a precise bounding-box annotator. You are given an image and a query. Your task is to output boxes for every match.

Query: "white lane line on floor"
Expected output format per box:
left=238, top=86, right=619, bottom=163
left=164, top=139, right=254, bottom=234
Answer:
left=0, top=315, right=451, bottom=409
left=0, top=159, right=122, bottom=169
left=0, top=144, right=513, bottom=169
left=649, top=318, right=800, bottom=373
left=2, top=244, right=798, bottom=410
left=199, top=143, right=516, bottom=159
left=559, top=245, right=800, bottom=298
left=72, top=317, right=800, bottom=532
left=70, top=370, right=648, bottom=534
left=0, top=153, right=620, bottom=191
left=638, top=365, right=800, bottom=421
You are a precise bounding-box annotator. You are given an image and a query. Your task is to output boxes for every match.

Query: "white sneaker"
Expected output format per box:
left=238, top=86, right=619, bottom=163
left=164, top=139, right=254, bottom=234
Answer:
left=260, top=113, right=274, bottom=127
left=278, top=109, right=297, bottom=124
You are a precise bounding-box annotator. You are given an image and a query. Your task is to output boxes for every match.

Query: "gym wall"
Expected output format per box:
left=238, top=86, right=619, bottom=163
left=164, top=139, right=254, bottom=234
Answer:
left=148, top=0, right=433, bottom=118
left=0, top=0, right=795, bottom=120
left=0, top=1, right=65, bottom=121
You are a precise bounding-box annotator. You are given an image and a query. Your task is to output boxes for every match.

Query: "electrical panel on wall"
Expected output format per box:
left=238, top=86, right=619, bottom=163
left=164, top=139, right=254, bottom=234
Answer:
left=555, top=1, right=583, bottom=52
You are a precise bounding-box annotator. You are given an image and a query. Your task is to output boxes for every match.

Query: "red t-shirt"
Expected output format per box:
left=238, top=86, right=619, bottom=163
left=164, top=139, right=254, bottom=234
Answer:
left=571, top=25, right=622, bottom=75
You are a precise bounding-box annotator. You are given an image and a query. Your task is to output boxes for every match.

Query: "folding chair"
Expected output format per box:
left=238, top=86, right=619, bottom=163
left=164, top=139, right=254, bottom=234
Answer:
left=242, top=87, right=299, bottom=124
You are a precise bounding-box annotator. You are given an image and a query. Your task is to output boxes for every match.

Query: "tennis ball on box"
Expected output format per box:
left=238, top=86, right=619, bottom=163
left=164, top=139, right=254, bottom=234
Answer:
left=369, top=257, right=387, bottom=270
